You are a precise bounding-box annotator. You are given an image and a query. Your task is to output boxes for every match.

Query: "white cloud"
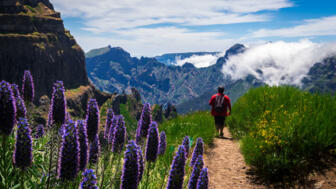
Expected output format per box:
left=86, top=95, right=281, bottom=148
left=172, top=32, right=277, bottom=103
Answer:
left=175, top=53, right=224, bottom=68
left=51, top=0, right=292, bottom=32
left=252, top=15, right=336, bottom=38
left=222, top=40, right=336, bottom=86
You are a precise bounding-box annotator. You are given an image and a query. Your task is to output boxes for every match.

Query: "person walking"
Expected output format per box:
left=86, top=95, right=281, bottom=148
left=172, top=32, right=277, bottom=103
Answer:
left=209, top=86, right=231, bottom=137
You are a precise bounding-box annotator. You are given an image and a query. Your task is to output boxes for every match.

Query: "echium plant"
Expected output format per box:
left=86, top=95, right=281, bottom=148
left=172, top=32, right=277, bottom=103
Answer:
left=137, top=146, right=144, bottom=183
left=57, top=120, right=80, bottom=180
left=158, top=131, right=167, bottom=155
left=49, top=81, right=67, bottom=127
left=104, top=108, right=114, bottom=139
left=0, top=80, right=16, bottom=135
left=136, top=103, right=152, bottom=144
left=190, top=138, right=204, bottom=167
left=196, top=168, right=208, bottom=189
left=89, top=135, right=100, bottom=164
left=77, top=120, right=89, bottom=171
left=108, top=116, right=118, bottom=144
left=35, top=124, right=44, bottom=138
left=112, top=115, right=126, bottom=154
left=188, top=155, right=204, bottom=189
left=11, top=84, right=20, bottom=99
left=22, top=70, right=34, bottom=103
left=182, top=136, right=190, bottom=158
left=85, top=99, right=100, bottom=142
left=13, top=118, right=33, bottom=170
left=167, top=145, right=186, bottom=189
left=145, top=122, right=159, bottom=162
left=80, top=169, right=98, bottom=189
left=121, top=140, right=139, bottom=189
left=12, top=84, right=26, bottom=120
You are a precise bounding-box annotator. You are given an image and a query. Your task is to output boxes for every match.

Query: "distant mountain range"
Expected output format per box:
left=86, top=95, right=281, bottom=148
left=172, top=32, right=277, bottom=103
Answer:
left=85, top=44, right=336, bottom=113
left=154, top=52, right=219, bottom=66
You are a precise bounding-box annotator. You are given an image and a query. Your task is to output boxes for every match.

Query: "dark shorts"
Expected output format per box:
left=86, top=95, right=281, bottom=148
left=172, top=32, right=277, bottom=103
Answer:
left=214, top=116, right=226, bottom=128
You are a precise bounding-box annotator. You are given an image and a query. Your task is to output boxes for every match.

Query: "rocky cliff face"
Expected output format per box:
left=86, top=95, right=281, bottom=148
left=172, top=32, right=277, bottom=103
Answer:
left=0, top=0, right=89, bottom=103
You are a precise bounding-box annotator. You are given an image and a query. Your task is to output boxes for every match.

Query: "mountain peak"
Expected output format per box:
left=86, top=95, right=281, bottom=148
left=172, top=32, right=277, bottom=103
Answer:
left=216, top=43, right=246, bottom=66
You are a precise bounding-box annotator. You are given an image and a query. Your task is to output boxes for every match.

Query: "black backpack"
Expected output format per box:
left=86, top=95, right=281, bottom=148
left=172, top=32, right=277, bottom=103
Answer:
left=214, top=94, right=226, bottom=113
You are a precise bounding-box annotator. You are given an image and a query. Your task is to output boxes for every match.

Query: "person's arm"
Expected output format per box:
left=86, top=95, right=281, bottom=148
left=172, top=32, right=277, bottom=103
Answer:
left=226, top=96, right=232, bottom=116
left=209, top=95, right=215, bottom=106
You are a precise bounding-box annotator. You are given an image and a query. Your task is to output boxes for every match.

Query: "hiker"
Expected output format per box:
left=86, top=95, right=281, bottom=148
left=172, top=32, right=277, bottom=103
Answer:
left=209, top=86, right=231, bottom=137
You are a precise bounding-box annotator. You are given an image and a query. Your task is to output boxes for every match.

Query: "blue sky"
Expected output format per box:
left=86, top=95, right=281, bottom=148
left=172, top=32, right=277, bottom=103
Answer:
left=50, top=0, right=336, bottom=56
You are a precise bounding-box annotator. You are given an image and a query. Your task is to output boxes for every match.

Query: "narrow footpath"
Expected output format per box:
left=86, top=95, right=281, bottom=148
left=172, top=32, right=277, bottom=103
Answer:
left=203, top=127, right=264, bottom=189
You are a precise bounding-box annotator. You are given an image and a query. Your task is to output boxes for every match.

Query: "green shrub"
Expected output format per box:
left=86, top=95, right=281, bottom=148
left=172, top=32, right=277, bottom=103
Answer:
left=227, top=86, right=336, bottom=181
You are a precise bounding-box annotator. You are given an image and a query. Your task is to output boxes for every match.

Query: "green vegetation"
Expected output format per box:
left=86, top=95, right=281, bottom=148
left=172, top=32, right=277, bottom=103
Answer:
left=159, top=111, right=215, bottom=147
left=226, top=86, right=336, bottom=181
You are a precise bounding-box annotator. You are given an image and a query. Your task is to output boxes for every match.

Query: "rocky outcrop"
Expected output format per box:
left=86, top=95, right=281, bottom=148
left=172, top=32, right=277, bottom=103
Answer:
left=0, top=0, right=89, bottom=104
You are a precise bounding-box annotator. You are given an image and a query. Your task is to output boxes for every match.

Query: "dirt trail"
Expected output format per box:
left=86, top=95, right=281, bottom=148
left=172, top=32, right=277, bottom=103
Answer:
left=203, top=127, right=336, bottom=189
left=203, top=128, right=265, bottom=189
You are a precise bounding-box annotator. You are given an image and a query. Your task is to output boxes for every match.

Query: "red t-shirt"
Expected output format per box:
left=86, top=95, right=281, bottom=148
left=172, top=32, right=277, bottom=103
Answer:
left=209, top=93, right=231, bottom=116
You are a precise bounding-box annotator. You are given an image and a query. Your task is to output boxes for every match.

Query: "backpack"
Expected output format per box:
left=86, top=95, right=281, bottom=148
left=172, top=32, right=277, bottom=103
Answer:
left=214, top=94, right=226, bottom=113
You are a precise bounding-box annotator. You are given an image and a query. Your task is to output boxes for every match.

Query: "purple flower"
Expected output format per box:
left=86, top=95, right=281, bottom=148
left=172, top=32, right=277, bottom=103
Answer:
left=145, top=122, right=159, bottom=162
left=137, top=146, right=144, bottom=183
left=77, top=120, right=89, bottom=171
left=58, top=120, right=80, bottom=180
left=35, top=124, right=44, bottom=138
left=22, top=70, right=34, bottom=103
left=136, top=103, right=152, bottom=144
left=188, top=155, right=204, bottom=189
left=11, top=84, right=26, bottom=120
left=182, top=136, right=190, bottom=158
left=89, top=135, right=100, bottom=164
left=80, top=169, right=98, bottom=189
left=196, top=168, right=208, bottom=189
left=121, top=140, right=139, bottom=189
left=49, top=81, right=67, bottom=126
left=167, top=145, right=186, bottom=189
left=85, top=99, right=100, bottom=142
left=0, top=81, right=16, bottom=135
left=158, top=131, right=167, bottom=155
left=13, top=118, right=33, bottom=170
left=104, top=108, right=114, bottom=139
left=108, top=116, right=118, bottom=144
left=190, top=138, right=204, bottom=167
left=112, top=115, right=126, bottom=154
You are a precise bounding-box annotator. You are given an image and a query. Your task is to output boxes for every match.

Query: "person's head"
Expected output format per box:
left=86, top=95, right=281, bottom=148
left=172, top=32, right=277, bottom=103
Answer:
left=218, top=86, right=224, bottom=94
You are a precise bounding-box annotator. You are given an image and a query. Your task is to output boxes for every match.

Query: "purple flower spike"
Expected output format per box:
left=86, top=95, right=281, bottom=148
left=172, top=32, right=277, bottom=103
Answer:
left=108, top=116, right=118, bottom=144
left=158, top=131, right=167, bottom=155
left=136, top=103, right=152, bottom=144
left=0, top=81, right=16, bottom=135
left=196, top=168, right=208, bottom=189
left=13, top=118, right=33, bottom=170
left=190, top=138, right=204, bottom=167
left=15, top=95, right=26, bottom=120
left=11, top=84, right=26, bottom=120
left=35, top=124, right=44, bottom=138
left=188, top=155, right=204, bottom=189
left=85, top=99, right=100, bottom=142
left=22, top=70, right=34, bottom=103
left=167, top=145, right=186, bottom=189
left=80, top=169, right=98, bottom=189
left=58, top=120, right=80, bottom=180
left=49, top=81, right=67, bottom=126
left=77, top=120, right=89, bottom=171
left=112, top=115, right=126, bottom=154
left=137, top=146, right=144, bottom=183
left=89, top=135, right=100, bottom=164
left=121, top=140, right=139, bottom=189
left=104, top=108, right=114, bottom=139
left=182, top=136, right=190, bottom=158
left=145, top=122, right=159, bottom=162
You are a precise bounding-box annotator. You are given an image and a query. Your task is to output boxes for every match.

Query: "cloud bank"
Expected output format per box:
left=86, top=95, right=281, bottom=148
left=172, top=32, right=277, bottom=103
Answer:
left=175, top=53, right=224, bottom=68
left=222, top=40, right=336, bottom=86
